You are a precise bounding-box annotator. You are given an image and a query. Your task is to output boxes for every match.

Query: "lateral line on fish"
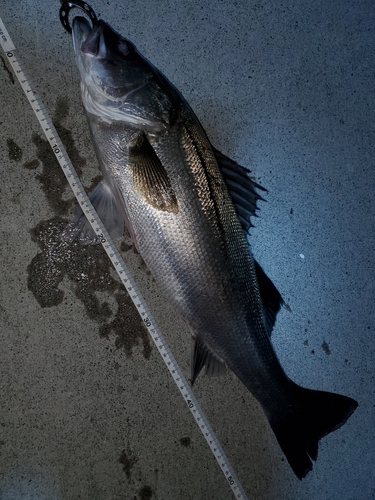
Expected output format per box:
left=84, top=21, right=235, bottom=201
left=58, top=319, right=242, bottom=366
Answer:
left=184, top=122, right=228, bottom=247
left=0, top=15, right=249, bottom=500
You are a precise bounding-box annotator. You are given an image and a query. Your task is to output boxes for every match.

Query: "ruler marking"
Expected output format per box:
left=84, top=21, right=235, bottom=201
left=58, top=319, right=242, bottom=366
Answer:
left=0, top=13, right=248, bottom=500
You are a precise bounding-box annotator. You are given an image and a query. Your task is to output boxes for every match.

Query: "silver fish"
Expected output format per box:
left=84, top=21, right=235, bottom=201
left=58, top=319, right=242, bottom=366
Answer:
left=61, top=4, right=357, bottom=479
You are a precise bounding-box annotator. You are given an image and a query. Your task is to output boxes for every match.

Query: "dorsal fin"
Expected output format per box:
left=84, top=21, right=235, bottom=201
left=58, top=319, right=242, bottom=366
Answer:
left=213, top=147, right=289, bottom=334
left=254, top=259, right=290, bottom=337
left=213, top=147, right=266, bottom=233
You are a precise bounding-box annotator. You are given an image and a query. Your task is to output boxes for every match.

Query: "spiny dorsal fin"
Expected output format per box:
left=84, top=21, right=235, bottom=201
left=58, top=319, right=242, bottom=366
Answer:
left=190, top=334, right=227, bottom=384
left=213, top=147, right=266, bottom=233
left=129, top=132, right=178, bottom=213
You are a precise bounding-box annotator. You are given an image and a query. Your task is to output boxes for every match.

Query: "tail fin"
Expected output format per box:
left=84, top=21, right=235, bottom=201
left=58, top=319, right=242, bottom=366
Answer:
left=269, top=384, right=358, bottom=479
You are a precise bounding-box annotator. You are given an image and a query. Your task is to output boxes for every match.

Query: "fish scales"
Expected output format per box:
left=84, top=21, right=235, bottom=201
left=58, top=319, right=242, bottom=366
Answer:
left=90, top=102, right=302, bottom=417
left=89, top=96, right=292, bottom=412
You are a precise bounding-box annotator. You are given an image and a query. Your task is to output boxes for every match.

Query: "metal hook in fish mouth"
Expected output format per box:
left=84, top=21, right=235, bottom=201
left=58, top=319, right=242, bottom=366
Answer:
left=59, top=0, right=98, bottom=34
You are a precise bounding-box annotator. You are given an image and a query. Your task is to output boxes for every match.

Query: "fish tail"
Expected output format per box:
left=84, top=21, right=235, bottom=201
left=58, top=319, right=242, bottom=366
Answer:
left=269, top=383, right=358, bottom=479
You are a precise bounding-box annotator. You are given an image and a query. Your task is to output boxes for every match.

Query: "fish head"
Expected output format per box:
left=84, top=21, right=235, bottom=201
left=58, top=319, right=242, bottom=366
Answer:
left=71, top=17, right=179, bottom=132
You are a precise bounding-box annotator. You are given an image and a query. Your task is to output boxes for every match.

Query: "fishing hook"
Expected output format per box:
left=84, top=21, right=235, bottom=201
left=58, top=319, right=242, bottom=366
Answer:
left=59, top=0, right=98, bottom=34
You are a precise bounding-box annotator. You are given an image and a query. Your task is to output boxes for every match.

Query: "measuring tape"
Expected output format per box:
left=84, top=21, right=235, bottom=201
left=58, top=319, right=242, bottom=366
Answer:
left=0, top=14, right=249, bottom=500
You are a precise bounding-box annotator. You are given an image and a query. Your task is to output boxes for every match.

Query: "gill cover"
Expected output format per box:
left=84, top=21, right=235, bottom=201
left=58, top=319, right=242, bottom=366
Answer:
left=70, top=16, right=179, bottom=131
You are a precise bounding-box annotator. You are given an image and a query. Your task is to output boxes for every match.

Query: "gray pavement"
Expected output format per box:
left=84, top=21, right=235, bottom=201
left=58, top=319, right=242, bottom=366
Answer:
left=0, top=1, right=374, bottom=499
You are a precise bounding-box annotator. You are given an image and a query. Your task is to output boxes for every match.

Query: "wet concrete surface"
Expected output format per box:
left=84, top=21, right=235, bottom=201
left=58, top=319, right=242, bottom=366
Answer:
left=1, top=1, right=374, bottom=499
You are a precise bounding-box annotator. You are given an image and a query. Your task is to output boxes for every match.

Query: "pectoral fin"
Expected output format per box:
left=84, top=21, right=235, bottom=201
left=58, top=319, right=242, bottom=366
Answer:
left=129, top=133, right=178, bottom=213
left=190, top=334, right=227, bottom=384
left=63, top=179, right=125, bottom=244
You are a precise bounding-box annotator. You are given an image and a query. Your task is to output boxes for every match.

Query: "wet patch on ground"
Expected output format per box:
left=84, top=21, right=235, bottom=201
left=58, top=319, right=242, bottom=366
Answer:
left=321, top=341, right=331, bottom=355
left=179, top=436, right=191, bottom=447
left=26, top=97, right=85, bottom=216
left=7, top=138, right=23, bottom=161
left=119, top=449, right=138, bottom=482
left=24, top=159, right=40, bottom=170
left=138, top=485, right=153, bottom=499
left=0, top=55, right=15, bottom=84
left=26, top=97, right=151, bottom=359
left=100, top=290, right=151, bottom=358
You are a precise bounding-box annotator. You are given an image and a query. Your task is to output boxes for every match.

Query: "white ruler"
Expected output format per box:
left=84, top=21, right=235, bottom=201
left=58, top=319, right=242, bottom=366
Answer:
left=0, top=14, right=249, bottom=500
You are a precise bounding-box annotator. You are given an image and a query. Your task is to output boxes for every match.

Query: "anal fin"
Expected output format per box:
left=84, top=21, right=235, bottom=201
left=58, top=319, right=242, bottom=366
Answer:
left=191, top=334, right=227, bottom=384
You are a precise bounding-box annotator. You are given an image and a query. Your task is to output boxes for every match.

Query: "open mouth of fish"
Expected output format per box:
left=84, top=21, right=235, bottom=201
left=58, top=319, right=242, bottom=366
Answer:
left=74, top=18, right=116, bottom=59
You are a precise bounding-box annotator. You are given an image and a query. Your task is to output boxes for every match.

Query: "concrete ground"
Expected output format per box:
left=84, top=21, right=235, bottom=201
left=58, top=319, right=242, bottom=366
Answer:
left=1, top=1, right=374, bottom=499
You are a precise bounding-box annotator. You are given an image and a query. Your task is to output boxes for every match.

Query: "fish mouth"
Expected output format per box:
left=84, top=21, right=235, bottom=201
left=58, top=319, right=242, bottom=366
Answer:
left=72, top=17, right=107, bottom=59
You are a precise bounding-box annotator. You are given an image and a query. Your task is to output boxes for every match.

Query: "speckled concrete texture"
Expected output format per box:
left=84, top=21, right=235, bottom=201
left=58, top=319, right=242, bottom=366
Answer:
left=0, top=1, right=374, bottom=499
